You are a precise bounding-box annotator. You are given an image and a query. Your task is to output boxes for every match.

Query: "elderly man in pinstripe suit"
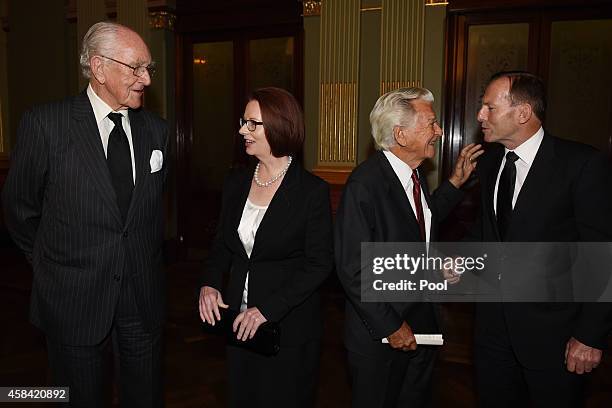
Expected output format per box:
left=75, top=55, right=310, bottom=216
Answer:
left=2, top=22, right=168, bottom=407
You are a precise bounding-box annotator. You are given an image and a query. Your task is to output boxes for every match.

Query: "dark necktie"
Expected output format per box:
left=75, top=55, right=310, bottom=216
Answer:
left=107, top=112, right=133, bottom=223
left=496, top=151, right=519, bottom=240
left=411, top=171, right=426, bottom=241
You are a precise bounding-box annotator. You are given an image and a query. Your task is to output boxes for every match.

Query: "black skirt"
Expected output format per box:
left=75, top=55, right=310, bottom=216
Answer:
left=227, top=339, right=321, bottom=408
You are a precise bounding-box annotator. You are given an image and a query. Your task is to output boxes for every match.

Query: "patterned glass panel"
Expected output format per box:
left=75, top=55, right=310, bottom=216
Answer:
left=192, top=41, right=235, bottom=191
left=188, top=41, right=235, bottom=255
left=547, top=19, right=612, bottom=153
left=464, top=24, right=529, bottom=144
left=248, top=37, right=295, bottom=93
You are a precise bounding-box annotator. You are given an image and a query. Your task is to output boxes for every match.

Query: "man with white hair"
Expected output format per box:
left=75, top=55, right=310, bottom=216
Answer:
left=3, top=22, right=168, bottom=407
left=335, top=87, right=482, bottom=407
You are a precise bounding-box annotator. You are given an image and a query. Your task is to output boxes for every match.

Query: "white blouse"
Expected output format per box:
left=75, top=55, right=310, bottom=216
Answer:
left=237, top=198, right=269, bottom=311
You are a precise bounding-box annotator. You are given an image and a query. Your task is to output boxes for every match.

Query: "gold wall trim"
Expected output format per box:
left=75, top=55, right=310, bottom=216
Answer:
left=425, top=0, right=448, bottom=6
left=318, top=82, right=358, bottom=165
left=312, top=166, right=353, bottom=186
left=149, top=11, right=176, bottom=30
left=318, top=0, right=360, bottom=166
left=303, top=0, right=322, bottom=16
left=380, top=80, right=423, bottom=95
left=380, top=0, right=425, bottom=94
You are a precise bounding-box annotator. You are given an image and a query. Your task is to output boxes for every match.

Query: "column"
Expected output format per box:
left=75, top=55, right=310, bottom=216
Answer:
left=380, top=0, right=425, bottom=94
left=314, top=0, right=361, bottom=183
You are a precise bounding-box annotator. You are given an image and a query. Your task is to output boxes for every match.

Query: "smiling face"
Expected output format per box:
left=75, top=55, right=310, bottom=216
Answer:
left=477, top=77, right=521, bottom=147
left=396, top=100, right=442, bottom=165
left=90, top=28, right=152, bottom=111
left=239, top=100, right=272, bottom=159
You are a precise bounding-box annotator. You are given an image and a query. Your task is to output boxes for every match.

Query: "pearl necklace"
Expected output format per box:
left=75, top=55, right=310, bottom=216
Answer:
left=254, top=156, right=293, bottom=187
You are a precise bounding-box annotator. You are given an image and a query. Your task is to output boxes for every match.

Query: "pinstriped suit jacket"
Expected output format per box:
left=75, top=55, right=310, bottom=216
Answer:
left=2, top=91, right=169, bottom=345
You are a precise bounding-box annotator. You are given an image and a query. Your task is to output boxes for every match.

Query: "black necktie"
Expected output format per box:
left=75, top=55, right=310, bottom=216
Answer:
left=496, top=151, right=519, bottom=240
left=107, top=112, right=133, bottom=223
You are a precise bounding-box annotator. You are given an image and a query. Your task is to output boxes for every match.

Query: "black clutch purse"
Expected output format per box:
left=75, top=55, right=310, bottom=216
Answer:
left=202, top=308, right=280, bottom=356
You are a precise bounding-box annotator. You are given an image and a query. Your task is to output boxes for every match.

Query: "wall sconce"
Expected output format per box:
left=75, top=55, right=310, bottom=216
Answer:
left=193, top=57, right=207, bottom=65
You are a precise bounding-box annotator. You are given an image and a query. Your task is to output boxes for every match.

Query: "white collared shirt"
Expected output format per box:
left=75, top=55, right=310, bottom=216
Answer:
left=493, top=126, right=544, bottom=213
left=86, top=84, right=136, bottom=184
left=383, top=150, right=432, bottom=243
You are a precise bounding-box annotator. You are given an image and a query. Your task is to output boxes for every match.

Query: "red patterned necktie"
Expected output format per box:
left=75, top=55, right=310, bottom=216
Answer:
left=411, top=171, right=426, bottom=241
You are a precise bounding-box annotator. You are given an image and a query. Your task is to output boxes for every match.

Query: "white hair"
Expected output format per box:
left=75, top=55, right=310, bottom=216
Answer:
left=369, top=87, right=434, bottom=150
left=79, top=22, right=125, bottom=79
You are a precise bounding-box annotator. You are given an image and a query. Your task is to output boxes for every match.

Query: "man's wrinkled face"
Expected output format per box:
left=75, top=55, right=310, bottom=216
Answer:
left=398, top=101, right=443, bottom=161
left=95, top=30, right=152, bottom=111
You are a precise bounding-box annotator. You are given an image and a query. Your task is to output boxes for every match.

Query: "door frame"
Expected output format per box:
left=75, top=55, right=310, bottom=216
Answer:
left=441, top=0, right=612, bottom=177
left=174, top=26, right=304, bottom=259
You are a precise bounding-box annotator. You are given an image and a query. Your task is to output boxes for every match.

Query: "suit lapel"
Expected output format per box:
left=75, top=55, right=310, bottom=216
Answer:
left=509, top=134, right=556, bottom=235
left=124, top=109, right=151, bottom=225
left=376, top=152, right=423, bottom=240
left=250, top=161, right=299, bottom=258
left=228, top=167, right=252, bottom=258
left=70, top=92, right=123, bottom=225
left=483, top=144, right=505, bottom=240
left=418, top=169, right=437, bottom=240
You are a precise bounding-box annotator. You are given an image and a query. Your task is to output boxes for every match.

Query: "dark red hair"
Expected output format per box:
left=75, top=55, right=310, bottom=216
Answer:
left=248, top=87, right=304, bottom=157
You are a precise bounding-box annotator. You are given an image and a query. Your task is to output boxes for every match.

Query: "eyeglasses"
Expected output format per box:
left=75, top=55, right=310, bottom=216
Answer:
left=239, top=118, right=264, bottom=131
left=98, top=55, right=156, bottom=78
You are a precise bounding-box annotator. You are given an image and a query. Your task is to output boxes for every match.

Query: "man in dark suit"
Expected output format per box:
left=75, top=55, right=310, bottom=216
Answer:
left=472, top=71, right=612, bottom=407
left=2, top=22, right=168, bottom=407
left=335, top=87, right=482, bottom=408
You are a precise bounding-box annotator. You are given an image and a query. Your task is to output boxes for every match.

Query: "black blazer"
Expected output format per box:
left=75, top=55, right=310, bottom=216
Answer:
left=335, top=151, right=465, bottom=357
left=2, top=91, right=169, bottom=345
left=472, top=133, right=612, bottom=368
left=201, top=161, right=334, bottom=346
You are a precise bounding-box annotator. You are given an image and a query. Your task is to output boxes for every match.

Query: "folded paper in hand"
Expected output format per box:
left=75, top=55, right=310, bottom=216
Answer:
left=381, top=334, right=443, bottom=346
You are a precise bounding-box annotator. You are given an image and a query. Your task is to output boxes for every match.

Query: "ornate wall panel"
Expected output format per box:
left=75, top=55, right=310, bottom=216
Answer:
left=380, top=0, right=425, bottom=94
left=317, top=0, right=360, bottom=167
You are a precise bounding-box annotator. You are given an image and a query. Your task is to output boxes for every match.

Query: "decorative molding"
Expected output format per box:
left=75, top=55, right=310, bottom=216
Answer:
left=380, top=0, right=425, bottom=94
left=303, top=0, right=322, bottom=16
left=425, top=0, right=449, bottom=6
left=318, top=0, right=360, bottom=167
left=361, top=6, right=382, bottom=11
left=67, top=0, right=176, bottom=21
left=312, top=166, right=353, bottom=186
left=149, top=10, right=176, bottom=30
left=380, top=81, right=423, bottom=95
left=318, top=82, right=358, bottom=165
left=303, top=1, right=382, bottom=16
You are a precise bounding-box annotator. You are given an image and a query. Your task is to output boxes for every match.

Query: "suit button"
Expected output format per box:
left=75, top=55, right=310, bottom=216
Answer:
left=122, top=231, right=128, bottom=238
left=113, top=274, right=121, bottom=282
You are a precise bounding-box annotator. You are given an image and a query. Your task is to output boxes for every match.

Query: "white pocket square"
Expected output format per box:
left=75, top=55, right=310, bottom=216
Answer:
left=150, top=150, right=163, bottom=173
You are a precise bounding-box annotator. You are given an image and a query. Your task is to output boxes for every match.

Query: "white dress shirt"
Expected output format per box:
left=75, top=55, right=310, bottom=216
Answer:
left=86, top=84, right=136, bottom=184
left=493, top=126, right=544, bottom=213
left=237, top=198, right=269, bottom=311
left=383, top=150, right=432, bottom=243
